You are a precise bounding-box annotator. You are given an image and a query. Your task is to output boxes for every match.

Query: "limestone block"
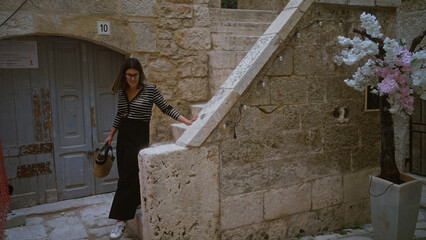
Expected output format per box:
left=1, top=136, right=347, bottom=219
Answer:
left=131, top=21, right=157, bottom=53
left=221, top=34, right=280, bottom=95
left=208, top=51, right=237, bottom=69
left=149, top=71, right=178, bottom=86
left=312, top=175, right=343, bottom=210
left=177, top=77, right=209, bottom=101
left=235, top=106, right=288, bottom=141
left=121, top=0, right=156, bottom=17
left=220, top=139, right=266, bottom=168
left=176, top=88, right=239, bottom=147
left=221, top=163, right=269, bottom=196
left=351, top=145, right=381, bottom=171
left=266, top=46, right=293, bottom=76
left=237, top=0, right=288, bottom=10
left=179, top=58, right=208, bottom=77
left=315, top=205, right=345, bottom=233
left=293, top=44, right=326, bottom=76
left=268, top=160, right=301, bottom=189
left=0, top=12, right=31, bottom=37
left=220, top=219, right=287, bottom=240
left=299, top=103, right=331, bottom=129
left=315, top=0, right=347, bottom=4
left=264, top=7, right=304, bottom=38
left=245, top=77, right=271, bottom=106
left=194, top=6, right=210, bottom=27
left=286, top=0, right=315, bottom=12
left=264, top=183, right=312, bottom=220
left=343, top=169, right=377, bottom=203
left=347, top=0, right=374, bottom=6
left=149, top=58, right=175, bottom=72
left=14, top=0, right=119, bottom=15
left=376, top=0, right=401, bottom=7
left=221, top=191, right=264, bottom=230
left=159, top=4, right=193, bottom=18
left=174, top=27, right=211, bottom=50
left=270, top=76, right=307, bottom=105
left=157, top=18, right=182, bottom=30
left=209, top=68, right=234, bottom=94
left=138, top=144, right=219, bottom=239
left=283, top=211, right=317, bottom=237
left=322, top=125, right=359, bottom=151
left=343, top=199, right=371, bottom=224
left=209, top=0, right=221, bottom=7
left=306, top=76, right=328, bottom=103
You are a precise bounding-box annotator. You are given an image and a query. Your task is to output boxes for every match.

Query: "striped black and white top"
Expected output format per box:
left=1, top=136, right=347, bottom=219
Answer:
left=112, top=83, right=181, bottom=129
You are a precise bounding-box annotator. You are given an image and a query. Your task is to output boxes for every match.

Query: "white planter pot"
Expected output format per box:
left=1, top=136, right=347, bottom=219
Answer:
left=370, top=173, right=422, bottom=240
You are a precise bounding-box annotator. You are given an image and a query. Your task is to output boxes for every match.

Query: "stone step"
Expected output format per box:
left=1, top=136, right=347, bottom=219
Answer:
left=210, top=21, right=270, bottom=36
left=171, top=123, right=188, bottom=141
left=211, top=33, right=259, bottom=51
left=208, top=51, right=248, bottom=96
left=190, top=103, right=206, bottom=116
left=209, top=8, right=279, bottom=23
left=208, top=50, right=248, bottom=69
left=170, top=103, right=206, bottom=141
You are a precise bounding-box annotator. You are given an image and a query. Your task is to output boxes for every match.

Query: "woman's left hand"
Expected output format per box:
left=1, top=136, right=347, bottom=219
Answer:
left=188, top=115, right=198, bottom=125
left=178, top=115, right=198, bottom=126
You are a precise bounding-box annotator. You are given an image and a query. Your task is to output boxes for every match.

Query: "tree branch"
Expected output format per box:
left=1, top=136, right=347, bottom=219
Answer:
left=409, top=28, right=426, bottom=52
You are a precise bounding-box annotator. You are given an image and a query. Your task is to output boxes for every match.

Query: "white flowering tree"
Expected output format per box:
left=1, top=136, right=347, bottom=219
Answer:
left=335, top=12, right=426, bottom=183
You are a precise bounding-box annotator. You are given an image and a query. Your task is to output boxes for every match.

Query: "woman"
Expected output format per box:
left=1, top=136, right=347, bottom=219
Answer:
left=104, top=58, right=197, bottom=239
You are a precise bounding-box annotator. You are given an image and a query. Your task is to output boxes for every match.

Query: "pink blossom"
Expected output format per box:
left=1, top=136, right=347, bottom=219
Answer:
left=394, top=46, right=413, bottom=71
left=377, top=77, right=399, bottom=95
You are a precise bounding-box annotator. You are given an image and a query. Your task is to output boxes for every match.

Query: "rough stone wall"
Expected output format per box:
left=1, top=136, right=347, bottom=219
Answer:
left=204, top=4, right=396, bottom=238
left=149, top=0, right=211, bottom=142
left=0, top=0, right=211, bottom=143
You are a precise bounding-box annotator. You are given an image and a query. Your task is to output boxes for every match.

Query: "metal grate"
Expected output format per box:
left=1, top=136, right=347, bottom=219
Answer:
left=409, top=98, right=426, bottom=176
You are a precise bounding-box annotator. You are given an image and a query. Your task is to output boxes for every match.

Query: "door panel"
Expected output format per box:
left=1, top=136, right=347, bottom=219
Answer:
left=51, top=40, right=94, bottom=200
left=91, top=46, right=123, bottom=193
left=0, top=37, right=56, bottom=209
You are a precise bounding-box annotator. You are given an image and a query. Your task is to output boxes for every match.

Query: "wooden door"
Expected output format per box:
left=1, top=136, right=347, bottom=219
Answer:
left=0, top=36, right=124, bottom=208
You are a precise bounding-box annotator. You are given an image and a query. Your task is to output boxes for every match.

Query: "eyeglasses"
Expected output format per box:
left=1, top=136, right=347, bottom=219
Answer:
left=126, top=73, right=139, bottom=79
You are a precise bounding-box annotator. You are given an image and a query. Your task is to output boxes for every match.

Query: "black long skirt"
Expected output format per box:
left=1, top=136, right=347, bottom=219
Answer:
left=109, top=118, right=149, bottom=221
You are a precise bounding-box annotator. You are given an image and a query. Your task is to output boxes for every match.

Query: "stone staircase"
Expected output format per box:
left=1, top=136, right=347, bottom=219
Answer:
left=169, top=8, right=279, bottom=141
left=208, top=8, right=279, bottom=95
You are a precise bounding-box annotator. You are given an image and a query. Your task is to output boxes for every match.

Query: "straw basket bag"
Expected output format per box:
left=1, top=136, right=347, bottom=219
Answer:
left=93, top=144, right=115, bottom=178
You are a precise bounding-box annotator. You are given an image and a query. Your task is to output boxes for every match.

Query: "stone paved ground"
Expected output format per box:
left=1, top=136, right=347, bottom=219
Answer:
left=4, top=193, right=138, bottom=240
left=4, top=187, right=426, bottom=240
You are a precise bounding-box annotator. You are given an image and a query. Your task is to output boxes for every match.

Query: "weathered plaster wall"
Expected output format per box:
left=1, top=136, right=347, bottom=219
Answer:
left=0, top=0, right=211, bottom=143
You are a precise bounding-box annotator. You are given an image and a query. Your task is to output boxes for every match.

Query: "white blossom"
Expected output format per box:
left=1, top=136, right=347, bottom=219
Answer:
left=335, top=37, right=379, bottom=66
left=360, top=12, right=383, bottom=38
left=383, top=37, right=399, bottom=65
left=343, top=60, right=376, bottom=91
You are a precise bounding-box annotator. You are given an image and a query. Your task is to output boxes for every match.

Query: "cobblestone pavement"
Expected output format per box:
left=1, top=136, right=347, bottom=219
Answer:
left=4, top=188, right=426, bottom=240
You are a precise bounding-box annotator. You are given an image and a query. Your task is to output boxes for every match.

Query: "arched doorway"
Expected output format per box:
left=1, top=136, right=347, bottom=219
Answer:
left=0, top=36, right=125, bottom=209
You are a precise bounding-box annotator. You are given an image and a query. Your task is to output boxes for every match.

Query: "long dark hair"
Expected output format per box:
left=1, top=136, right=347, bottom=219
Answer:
left=112, top=58, right=146, bottom=93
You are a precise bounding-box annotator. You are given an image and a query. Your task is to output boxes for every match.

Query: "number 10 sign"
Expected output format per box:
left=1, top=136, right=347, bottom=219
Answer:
left=97, top=21, right=111, bottom=35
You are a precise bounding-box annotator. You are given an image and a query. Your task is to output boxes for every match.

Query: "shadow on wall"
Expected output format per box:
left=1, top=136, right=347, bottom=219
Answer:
left=222, top=0, right=237, bottom=8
